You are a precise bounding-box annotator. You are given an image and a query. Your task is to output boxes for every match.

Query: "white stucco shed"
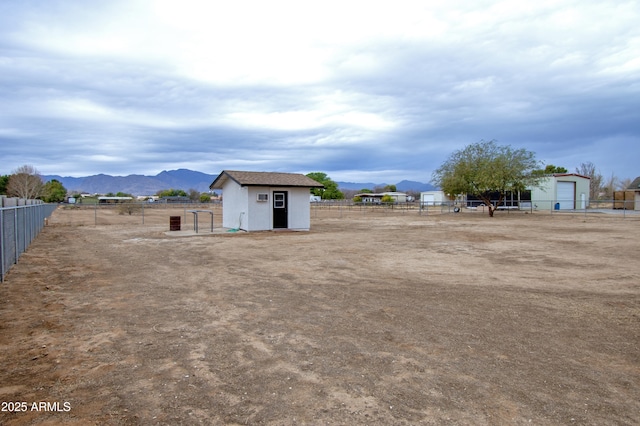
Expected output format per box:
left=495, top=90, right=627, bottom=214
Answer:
left=209, top=170, right=324, bottom=232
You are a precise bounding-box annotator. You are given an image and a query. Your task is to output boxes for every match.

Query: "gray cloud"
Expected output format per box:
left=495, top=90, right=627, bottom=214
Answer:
left=1, top=0, right=638, bottom=183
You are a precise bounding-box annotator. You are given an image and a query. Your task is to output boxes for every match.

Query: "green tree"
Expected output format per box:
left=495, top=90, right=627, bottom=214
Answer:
left=0, top=175, right=9, bottom=194
left=374, top=184, right=397, bottom=193
left=381, top=194, right=394, bottom=204
left=306, top=172, right=344, bottom=200
left=157, top=188, right=188, bottom=197
left=41, top=179, right=67, bottom=203
left=199, top=193, right=212, bottom=203
left=6, top=165, right=44, bottom=199
left=432, top=140, right=542, bottom=217
left=532, top=164, right=568, bottom=175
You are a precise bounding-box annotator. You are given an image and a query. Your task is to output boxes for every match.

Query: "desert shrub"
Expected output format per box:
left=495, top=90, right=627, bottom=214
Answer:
left=117, top=203, right=142, bottom=216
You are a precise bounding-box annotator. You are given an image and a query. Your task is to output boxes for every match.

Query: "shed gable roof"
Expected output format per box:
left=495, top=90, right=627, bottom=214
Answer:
left=210, top=170, right=325, bottom=190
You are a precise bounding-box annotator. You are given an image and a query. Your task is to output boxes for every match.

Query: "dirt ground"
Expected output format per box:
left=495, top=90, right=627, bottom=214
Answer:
left=1, top=206, right=639, bottom=425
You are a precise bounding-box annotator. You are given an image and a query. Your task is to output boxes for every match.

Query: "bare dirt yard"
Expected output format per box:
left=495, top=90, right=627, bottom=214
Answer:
left=1, top=205, right=639, bottom=425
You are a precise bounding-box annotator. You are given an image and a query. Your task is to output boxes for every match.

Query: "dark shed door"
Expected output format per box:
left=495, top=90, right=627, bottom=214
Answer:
left=273, top=191, right=288, bottom=228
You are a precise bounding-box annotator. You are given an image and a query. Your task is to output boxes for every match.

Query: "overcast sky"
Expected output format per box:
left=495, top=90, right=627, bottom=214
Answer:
left=1, top=0, right=638, bottom=183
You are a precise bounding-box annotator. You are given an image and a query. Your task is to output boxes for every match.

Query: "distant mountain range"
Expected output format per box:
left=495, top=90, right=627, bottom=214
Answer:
left=336, top=180, right=436, bottom=192
left=43, top=169, right=436, bottom=196
left=43, top=169, right=216, bottom=196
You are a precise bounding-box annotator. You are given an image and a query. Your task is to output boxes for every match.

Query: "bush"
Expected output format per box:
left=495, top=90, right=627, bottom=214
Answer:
left=117, top=203, right=142, bottom=216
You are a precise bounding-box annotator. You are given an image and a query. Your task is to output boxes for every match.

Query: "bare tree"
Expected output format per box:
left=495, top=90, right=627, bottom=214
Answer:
left=6, top=165, right=44, bottom=199
left=117, top=202, right=142, bottom=216
left=576, top=162, right=602, bottom=200
left=601, top=173, right=633, bottom=197
left=602, top=173, right=619, bottom=199
left=188, top=188, right=200, bottom=202
left=619, top=177, right=632, bottom=191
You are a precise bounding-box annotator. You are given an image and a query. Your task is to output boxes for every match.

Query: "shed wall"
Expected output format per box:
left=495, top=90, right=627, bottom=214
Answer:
left=286, top=187, right=312, bottom=231
left=221, top=181, right=247, bottom=229
left=246, top=187, right=273, bottom=231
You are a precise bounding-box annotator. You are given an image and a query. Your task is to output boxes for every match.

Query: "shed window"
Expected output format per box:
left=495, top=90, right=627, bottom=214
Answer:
left=257, top=193, right=268, bottom=202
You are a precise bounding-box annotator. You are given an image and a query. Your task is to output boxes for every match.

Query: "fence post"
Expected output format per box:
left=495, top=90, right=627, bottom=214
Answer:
left=13, top=207, right=19, bottom=265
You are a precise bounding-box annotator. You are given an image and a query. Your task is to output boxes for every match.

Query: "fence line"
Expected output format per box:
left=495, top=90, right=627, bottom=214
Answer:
left=311, top=199, right=640, bottom=219
left=1, top=201, right=58, bottom=282
left=54, top=203, right=222, bottom=227
left=3, top=197, right=633, bottom=279
left=49, top=199, right=640, bottom=228
left=3, top=197, right=633, bottom=281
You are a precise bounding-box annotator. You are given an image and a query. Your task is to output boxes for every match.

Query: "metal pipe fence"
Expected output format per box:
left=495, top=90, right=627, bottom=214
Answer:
left=1, top=202, right=58, bottom=282
left=53, top=202, right=222, bottom=227
left=311, top=199, right=640, bottom=219
left=47, top=198, right=640, bottom=229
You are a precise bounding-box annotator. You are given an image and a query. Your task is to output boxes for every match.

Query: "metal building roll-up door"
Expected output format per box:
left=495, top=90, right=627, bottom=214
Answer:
left=422, top=194, right=435, bottom=206
left=557, top=181, right=576, bottom=210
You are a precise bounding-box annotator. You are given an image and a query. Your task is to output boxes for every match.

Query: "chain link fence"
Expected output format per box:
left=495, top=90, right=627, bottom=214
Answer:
left=1, top=199, right=58, bottom=282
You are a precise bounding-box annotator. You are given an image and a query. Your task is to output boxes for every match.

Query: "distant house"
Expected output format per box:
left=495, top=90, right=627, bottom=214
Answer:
left=354, top=192, right=408, bottom=204
left=629, top=177, right=640, bottom=211
left=209, top=170, right=324, bottom=231
left=628, top=176, right=640, bottom=191
left=614, top=176, right=640, bottom=210
left=160, top=196, right=191, bottom=204
left=97, top=196, right=133, bottom=204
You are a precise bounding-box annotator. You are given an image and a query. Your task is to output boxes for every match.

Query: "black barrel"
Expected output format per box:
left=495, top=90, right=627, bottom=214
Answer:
left=169, top=216, right=181, bottom=231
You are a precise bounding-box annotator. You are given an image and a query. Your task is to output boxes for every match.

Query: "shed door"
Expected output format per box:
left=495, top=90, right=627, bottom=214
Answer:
left=273, top=191, right=288, bottom=228
left=557, top=181, right=575, bottom=210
